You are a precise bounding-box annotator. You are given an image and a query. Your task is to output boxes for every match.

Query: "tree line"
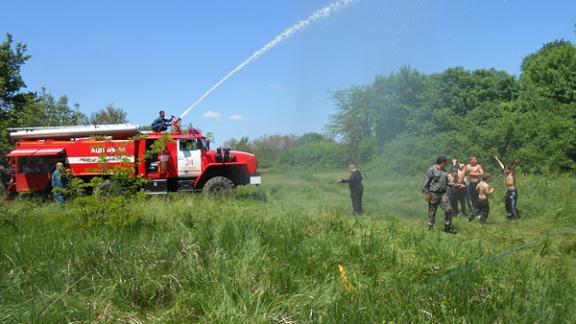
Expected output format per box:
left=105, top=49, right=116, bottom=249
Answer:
left=2, top=33, right=575, bottom=174
left=0, top=34, right=128, bottom=156
left=229, top=39, right=576, bottom=174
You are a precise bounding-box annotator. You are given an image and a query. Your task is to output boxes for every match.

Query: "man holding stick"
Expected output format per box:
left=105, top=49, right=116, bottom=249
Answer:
left=495, top=156, right=521, bottom=220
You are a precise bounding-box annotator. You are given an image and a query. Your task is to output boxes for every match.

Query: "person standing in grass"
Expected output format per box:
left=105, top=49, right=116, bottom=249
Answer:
left=422, top=156, right=456, bottom=234
left=0, top=165, right=11, bottom=190
left=447, top=169, right=459, bottom=217
left=452, top=158, right=471, bottom=217
left=338, top=164, right=363, bottom=215
left=51, top=162, right=66, bottom=204
left=495, top=156, right=521, bottom=220
left=473, top=173, right=495, bottom=224
left=466, top=156, right=484, bottom=217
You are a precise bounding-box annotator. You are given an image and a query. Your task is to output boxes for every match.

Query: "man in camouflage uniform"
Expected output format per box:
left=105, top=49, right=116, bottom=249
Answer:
left=422, top=156, right=457, bottom=234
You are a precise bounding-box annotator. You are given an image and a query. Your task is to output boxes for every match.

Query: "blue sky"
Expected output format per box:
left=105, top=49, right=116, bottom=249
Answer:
left=1, top=0, right=575, bottom=144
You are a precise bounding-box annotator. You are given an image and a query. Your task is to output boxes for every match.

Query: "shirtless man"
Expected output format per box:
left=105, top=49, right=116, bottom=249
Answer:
left=466, top=156, right=484, bottom=217
left=447, top=169, right=459, bottom=216
left=451, top=158, right=470, bottom=216
left=495, top=156, right=521, bottom=220
left=475, top=173, right=495, bottom=224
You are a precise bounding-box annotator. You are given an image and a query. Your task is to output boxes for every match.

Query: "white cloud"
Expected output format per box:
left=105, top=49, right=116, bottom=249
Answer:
left=203, top=111, right=222, bottom=119
left=229, top=114, right=244, bottom=121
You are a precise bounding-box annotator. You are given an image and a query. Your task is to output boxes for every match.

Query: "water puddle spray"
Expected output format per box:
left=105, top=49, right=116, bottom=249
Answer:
left=179, top=0, right=358, bottom=120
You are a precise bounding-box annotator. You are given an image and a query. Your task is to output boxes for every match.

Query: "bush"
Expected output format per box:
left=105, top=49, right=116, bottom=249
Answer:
left=276, top=140, right=347, bottom=169
left=67, top=194, right=145, bottom=228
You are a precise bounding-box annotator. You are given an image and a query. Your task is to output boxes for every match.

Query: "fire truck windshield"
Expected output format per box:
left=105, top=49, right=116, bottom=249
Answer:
left=179, top=138, right=207, bottom=151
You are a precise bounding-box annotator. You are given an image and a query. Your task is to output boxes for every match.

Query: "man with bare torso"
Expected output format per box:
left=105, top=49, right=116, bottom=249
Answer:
left=475, top=173, right=495, bottom=224
left=451, top=158, right=471, bottom=216
left=495, top=156, right=521, bottom=220
left=466, top=156, right=484, bottom=218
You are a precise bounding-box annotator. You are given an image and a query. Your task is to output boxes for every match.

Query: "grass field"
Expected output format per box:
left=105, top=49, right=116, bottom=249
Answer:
left=1, top=170, right=576, bottom=323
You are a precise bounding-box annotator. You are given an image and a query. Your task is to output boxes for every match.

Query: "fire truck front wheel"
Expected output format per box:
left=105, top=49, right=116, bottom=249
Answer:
left=202, top=176, right=235, bottom=195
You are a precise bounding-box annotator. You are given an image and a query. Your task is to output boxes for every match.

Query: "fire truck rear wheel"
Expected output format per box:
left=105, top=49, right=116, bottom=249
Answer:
left=203, top=176, right=235, bottom=195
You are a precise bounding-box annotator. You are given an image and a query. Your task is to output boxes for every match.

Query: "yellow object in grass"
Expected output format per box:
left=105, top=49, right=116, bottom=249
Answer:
left=338, top=264, right=356, bottom=295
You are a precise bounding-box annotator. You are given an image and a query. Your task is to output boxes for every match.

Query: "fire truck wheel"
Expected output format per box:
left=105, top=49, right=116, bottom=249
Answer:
left=203, top=176, right=235, bottom=195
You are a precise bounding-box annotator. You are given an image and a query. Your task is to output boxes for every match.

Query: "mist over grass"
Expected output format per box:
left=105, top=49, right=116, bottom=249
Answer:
left=1, top=171, right=575, bottom=322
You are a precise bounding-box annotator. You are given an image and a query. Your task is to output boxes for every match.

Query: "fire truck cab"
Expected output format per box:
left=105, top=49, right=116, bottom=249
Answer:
left=4, top=124, right=260, bottom=197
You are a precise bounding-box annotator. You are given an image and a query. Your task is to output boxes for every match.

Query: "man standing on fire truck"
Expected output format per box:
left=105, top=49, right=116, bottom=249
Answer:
left=151, top=110, right=176, bottom=132
left=51, top=162, right=65, bottom=204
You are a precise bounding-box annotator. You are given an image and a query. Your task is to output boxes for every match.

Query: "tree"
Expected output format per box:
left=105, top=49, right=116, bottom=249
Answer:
left=0, top=33, right=30, bottom=113
left=0, top=34, right=33, bottom=155
left=251, top=134, right=297, bottom=168
left=328, top=86, right=377, bottom=162
left=90, top=104, right=128, bottom=124
left=225, top=137, right=252, bottom=152
left=520, top=40, right=576, bottom=104
left=17, top=88, right=88, bottom=126
left=372, top=66, right=428, bottom=144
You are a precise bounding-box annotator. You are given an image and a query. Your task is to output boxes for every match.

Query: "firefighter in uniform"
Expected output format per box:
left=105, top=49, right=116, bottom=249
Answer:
left=338, top=164, right=364, bottom=215
left=151, top=110, right=176, bottom=132
left=51, top=162, right=65, bottom=204
left=422, top=156, right=457, bottom=234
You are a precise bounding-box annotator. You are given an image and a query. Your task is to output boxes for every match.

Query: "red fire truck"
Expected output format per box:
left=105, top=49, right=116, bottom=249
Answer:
left=3, top=124, right=260, bottom=197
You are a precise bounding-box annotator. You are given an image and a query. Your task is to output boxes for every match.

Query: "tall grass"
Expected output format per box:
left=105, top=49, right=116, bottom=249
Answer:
left=1, top=171, right=575, bottom=322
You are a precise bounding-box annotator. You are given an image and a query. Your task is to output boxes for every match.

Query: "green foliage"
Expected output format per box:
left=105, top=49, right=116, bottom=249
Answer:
left=276, top=135, right=346, bottom=169
left=327, top=40, right=576, bottom=174
left=0, top=33, right=30, bottom=112
left=0, top=33, right=31, bottom=156
left=521, top=40, right=576, bottom=104
left=225, top=136, right=252, bottom=153
left=0, top=205, right=17, bottom=228
left=250, top=134, right=297, bottom=168
left=68, top=194, right=145, bottom=227
left=145, top=132, right=175, bottom=159
left=89, top=104, right=128, bottom=125
left=16, top=87, right=88, bottom=126
left=0, top=35, right=90, bottom=156
left=1, top=172, right=575, bottom=322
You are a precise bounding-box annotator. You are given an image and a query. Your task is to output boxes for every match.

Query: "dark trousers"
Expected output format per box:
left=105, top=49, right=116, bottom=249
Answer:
left=476, top=199, right=489, bottom=223
left=467, top=181, right=480, bottom=216
left=428, top=192, right=452, bottom=227
left=455, top=186, right=470, bottom=215
left=351, top=188, right=363, bottom=215
left=505, top=190, right=519, bottom=219
left=448, top=189, right=458, bottom=216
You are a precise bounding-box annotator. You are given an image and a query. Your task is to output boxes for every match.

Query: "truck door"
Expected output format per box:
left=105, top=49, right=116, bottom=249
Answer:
left=177, top=139, right=202, bottom=178
left=144, top=139, right=159, bottom=176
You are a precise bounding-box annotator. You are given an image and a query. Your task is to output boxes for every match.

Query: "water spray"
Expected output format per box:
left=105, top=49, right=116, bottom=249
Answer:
left=179, top=0, right=358, bottom=120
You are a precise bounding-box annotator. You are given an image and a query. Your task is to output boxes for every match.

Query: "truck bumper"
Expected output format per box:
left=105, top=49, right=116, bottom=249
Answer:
left=249, top=173, right=261, bottom=185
